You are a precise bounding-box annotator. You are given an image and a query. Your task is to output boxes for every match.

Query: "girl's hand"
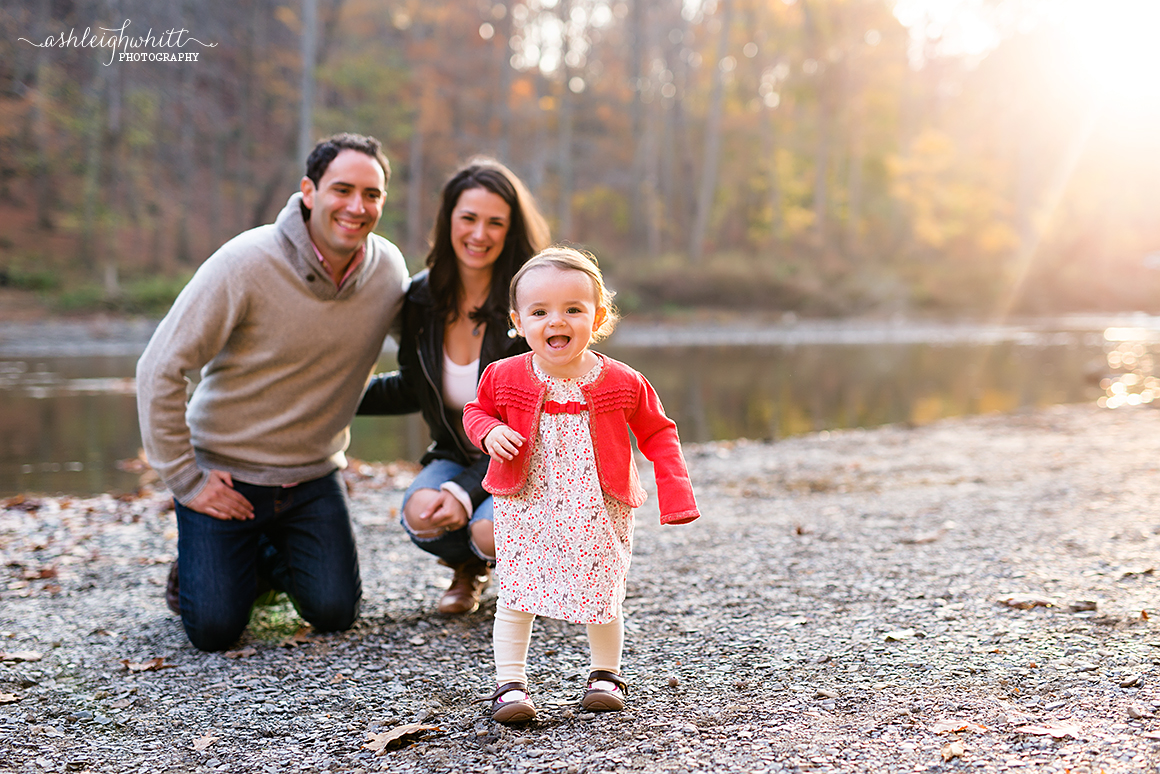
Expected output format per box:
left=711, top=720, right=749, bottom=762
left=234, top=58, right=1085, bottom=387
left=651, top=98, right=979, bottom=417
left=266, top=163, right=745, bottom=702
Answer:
left=483, top=425, right=525, bottom=461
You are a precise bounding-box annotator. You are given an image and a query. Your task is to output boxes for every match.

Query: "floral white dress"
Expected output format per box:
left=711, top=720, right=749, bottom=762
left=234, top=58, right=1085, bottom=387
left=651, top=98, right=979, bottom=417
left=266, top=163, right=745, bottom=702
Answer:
left=494, top=359, right=634, bottom=625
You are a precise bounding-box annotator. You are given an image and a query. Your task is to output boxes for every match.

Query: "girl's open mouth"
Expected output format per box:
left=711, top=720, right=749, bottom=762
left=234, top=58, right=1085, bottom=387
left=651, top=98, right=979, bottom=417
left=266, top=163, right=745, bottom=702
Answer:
left=547, top=335, right=571, bottom=349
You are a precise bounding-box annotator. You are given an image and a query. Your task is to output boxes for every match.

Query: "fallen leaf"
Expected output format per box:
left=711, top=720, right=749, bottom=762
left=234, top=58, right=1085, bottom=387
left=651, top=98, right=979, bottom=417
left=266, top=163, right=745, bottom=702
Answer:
left=363, top=724, right=440, bottom=754
left=884, top=628, right=917, bottom=642
left=0, top=693, right=20, bottom=704
left=941, top=741, right=966, bottom=761
left=109, top=699, right=133, bottom=709
left=931, top=719, right=988, bottom=735
left=191, top=733, right=219, bottom=751
left=222, top=647, right=257, bottom=659
left=281, top=627, right=312, bottom=648
left=1015, top=721, right=1082, bottom=739
left=996, top=593, right=1054, bottom=610
left=0, top=650, right=43, bottom=662
left=120, top=657, right=175, bottom=673
left=900, top=528, right=945, bottom=544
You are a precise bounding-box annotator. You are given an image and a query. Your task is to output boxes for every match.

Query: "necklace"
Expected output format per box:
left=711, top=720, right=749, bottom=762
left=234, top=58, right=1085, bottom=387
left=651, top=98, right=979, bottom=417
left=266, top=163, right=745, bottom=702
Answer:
left=472, top=321, right=483, bottom=337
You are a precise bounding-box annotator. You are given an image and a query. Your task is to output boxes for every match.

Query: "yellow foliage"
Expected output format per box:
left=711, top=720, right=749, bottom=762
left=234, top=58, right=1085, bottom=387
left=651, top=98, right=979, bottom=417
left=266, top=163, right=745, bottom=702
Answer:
left=781, top=206, right=815, bottom=238
left=890, top=129, right=1017, bottom=260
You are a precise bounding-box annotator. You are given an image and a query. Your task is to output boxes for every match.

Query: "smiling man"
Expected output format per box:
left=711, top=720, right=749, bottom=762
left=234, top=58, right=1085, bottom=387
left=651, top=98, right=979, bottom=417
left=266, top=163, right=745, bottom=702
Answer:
left=136, top=133, right=409, bottom=651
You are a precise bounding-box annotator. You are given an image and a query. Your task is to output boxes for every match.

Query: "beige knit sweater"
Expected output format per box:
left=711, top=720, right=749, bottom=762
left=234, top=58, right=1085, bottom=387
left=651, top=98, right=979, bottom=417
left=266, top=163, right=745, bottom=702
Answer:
left=136, top=193, right=409, bottom=504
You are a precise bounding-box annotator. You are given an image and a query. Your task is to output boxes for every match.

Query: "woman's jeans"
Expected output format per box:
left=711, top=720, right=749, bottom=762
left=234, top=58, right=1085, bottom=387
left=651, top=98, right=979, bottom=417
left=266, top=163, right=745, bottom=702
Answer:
left=402, top=458, right=494, bottom=566
left=175, top=471, right=361, bottom=652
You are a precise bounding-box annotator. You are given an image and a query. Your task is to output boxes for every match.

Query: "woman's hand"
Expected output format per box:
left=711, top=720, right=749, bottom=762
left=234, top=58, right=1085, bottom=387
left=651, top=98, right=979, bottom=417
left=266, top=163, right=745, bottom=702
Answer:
left=416, top=490, right=470, bottom=532
left=483, top=425, right=525, bottom=461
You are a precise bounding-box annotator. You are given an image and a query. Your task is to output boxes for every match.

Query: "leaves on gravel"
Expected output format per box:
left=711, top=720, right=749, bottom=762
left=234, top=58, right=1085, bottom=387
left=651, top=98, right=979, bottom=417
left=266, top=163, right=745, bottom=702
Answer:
left=0, top=692, right=20, bottom=704
left=931, top=719, right=988, bottom=734
left=995, top=593, right=1055, bottom=609
left=281, top=627, right=312, bottom=648
left=191, top=733, right=219, bottom=751
left=120, top=657, right=175, bottom=673
left=940, top=741, right=966, bottom=760
left=0, top=650, right=43, bottom=662
left=222, top=647, right=257, bottom=659
left=1015, top=721, right=1083, bottom=739
left=363, top=724, right=441, bottom=754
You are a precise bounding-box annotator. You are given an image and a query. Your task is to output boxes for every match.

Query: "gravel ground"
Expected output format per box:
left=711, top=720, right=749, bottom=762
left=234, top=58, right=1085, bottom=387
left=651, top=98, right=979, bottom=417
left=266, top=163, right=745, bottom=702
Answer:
left=2, top=403, right=1160, bottom=773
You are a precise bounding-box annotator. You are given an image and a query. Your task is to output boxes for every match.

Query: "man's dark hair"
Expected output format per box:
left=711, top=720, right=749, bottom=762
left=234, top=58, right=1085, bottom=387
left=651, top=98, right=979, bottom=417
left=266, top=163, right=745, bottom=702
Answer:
left=304, top=133, right=391, bottom=188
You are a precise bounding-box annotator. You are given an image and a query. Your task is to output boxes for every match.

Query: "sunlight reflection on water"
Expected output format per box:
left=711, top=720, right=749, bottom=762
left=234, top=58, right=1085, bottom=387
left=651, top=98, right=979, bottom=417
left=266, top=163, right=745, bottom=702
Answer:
left=1099, top=330, right=1160, bottom=409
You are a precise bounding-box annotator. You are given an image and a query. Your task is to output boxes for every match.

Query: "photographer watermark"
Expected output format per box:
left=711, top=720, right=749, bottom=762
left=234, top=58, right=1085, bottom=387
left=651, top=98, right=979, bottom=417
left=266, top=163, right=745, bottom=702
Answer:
left=18, top=19, right=216, bottom=66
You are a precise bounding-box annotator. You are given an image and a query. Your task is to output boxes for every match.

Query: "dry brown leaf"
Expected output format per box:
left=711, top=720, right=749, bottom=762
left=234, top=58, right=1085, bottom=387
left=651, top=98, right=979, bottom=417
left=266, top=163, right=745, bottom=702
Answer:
left=0, top=650, right=43, bottom=662
left=0, top=693, right=20, bottom=704
left=120, top=657, right=175, bottom=673
left=222, top=647, right=257, bottom=659
left=109, top=698, right=133, bottom=709
left=191, top=733, right=219, bottom=751
left=931, top=718, right=988, bottom=735
left=941, top=741, right=966, bottom=761
left=900, top=528, right=946, bottom=544
left=281, top=627, right=312, bottom=648
left=996, top=593, right=1054, bottom=610
left=363, top=724, right=440, bottom=754
left=1015, top=721, right=1082, bottom=739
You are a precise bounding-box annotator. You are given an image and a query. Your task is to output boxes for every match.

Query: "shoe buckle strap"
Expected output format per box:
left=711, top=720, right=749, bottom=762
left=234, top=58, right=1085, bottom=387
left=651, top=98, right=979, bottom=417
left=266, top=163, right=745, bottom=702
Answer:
left=474, top=681, right=529, bottom=704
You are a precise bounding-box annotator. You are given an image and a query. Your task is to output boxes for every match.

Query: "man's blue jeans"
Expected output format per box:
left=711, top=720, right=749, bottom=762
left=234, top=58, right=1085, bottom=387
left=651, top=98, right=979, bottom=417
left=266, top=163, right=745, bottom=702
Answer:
left=175, top=471, right=361, bottom=652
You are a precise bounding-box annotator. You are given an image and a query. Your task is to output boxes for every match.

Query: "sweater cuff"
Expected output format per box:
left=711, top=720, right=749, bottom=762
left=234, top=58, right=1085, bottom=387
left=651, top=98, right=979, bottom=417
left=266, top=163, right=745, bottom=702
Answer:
left=440, top=481, right=474, bottom=519
left=660, top=509, right=700, bottom=525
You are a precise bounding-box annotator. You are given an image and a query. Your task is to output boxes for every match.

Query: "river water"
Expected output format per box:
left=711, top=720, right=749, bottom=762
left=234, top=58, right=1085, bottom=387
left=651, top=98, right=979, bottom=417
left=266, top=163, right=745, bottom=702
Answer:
left=2, top=315, right=1156, bottom=496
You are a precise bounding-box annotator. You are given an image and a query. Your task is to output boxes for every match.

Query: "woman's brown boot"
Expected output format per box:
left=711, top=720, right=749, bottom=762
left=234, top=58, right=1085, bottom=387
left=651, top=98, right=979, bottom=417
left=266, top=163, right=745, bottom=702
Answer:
left=437, top=558, right=490, bottom=615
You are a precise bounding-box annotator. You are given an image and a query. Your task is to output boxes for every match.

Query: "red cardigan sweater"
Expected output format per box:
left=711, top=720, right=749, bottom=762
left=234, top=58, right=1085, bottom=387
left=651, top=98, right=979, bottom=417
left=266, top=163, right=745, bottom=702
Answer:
left=462, top=352, right=700, bottom=525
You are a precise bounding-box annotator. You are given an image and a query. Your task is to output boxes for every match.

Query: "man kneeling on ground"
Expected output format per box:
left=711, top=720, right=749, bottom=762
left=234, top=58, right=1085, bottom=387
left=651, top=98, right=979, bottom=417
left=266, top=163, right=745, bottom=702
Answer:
left=136, top=133, right=409, bottom=651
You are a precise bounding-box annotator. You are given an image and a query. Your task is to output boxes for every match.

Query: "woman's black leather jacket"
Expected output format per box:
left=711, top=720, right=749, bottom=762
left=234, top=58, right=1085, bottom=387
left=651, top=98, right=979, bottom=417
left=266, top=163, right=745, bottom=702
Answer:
left=357, top=270, right=528, bottom=511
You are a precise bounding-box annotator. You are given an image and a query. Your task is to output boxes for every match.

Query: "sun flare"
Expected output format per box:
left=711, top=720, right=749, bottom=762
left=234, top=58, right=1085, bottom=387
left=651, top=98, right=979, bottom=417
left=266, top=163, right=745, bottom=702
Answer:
left=1053, top=0, right=1160, bottom=106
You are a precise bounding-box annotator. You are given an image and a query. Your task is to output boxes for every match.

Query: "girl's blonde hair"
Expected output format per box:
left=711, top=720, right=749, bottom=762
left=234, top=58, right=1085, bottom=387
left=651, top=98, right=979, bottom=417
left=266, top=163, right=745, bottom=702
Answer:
left=510, top=246, right=620, bottom=341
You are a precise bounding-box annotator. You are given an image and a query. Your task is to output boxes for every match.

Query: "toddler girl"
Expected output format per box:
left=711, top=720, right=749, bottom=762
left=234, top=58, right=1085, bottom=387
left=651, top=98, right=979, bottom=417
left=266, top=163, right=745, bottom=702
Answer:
left=462, top=247, right=700, bottom=723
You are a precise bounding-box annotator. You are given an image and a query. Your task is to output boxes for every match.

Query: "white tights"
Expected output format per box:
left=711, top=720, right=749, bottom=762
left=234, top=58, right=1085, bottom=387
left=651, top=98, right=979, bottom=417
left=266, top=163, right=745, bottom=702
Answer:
left=493, top=606, right=623, bottom=685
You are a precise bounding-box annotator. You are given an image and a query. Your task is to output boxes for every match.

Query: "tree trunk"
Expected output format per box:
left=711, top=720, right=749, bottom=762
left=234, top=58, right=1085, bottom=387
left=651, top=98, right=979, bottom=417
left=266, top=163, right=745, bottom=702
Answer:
left=494, top=0, right=513, bottom=163
left=31, top=0, right=54, bottom=231
left=298, top=0, right=318, bottom=164
left=688, top=0, right=731, bottom=263
left=628, top=0, right=647, bottom=250
left=176, top=61, right=196, bottom=265
left=555, top=0, right=575, bottom=241
left=81, top=59, right=104, bottom=274
left=763, top=111, right=783, bottom=240
left=406, top=116, right=425, bottom=262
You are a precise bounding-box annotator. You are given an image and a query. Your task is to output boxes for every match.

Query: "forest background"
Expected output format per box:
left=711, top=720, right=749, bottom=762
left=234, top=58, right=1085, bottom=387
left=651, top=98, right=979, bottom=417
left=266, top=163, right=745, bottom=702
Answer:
left=1, top=0, right=1158, bottom=319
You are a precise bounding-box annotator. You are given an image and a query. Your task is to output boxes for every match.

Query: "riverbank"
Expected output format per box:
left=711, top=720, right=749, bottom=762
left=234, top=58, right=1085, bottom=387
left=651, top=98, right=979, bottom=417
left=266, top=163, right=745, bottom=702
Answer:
left=2, top=403, right=1159, bottom=773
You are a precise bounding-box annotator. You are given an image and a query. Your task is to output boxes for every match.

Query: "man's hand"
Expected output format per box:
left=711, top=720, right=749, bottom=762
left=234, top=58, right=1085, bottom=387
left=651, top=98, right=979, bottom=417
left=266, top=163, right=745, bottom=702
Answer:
left=416, top=489, right=469, bottom=532
left=483, top=425, right=524, bottom=461
left=187, top=470, right=254, bottom=520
